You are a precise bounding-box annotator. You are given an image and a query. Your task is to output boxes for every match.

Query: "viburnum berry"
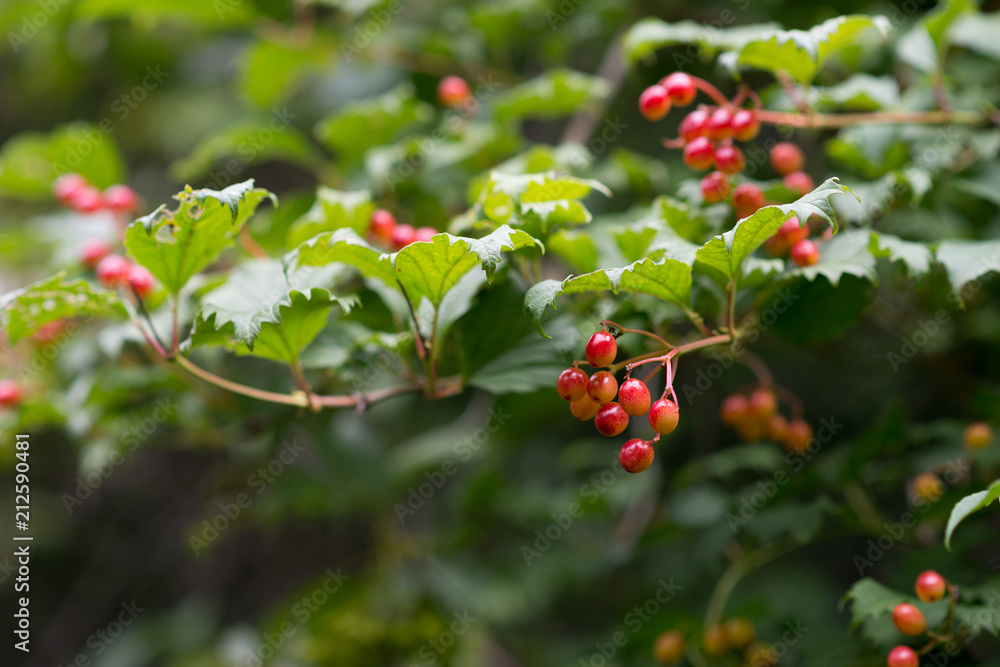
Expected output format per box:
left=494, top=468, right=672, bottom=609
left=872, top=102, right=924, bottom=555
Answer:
left=723, top=618, right=755, bottom=649
left=619, top=438, right=654, bottom=473
left=32, top=319, right=66, bottom=344
left=369, top=209, right=396, bottom=243
left=661, top=72, right=696, bottom=107
left=713, top=144, right=745, bottom=174
left=80, top=239, right=112, bottom=267
left=790, top=239, right=820, bottom=267
left=587, top=370, right=618, bottom=404
left=887, top=646, right=919, bottom=667
left=915, top=570, right=946, bottom=603
left=736, top=418, right=766, bottom=443
left=701, top=625, right=728, bottom=657
left=732, top=183, right=765, bottom=218
left=767, top=414, right=790, bottom=443
left=585, top=331, right=617, bottom=367
left=745, top=642, right=778, bottom=667
left=779, top=216, right=809, bottom=245
left=652, top=630, right=684, bottom=665
left=128, top=264, right=156, bottom=297
left=437, top=76, right=471, bottom=107
left=414, top=226, right=437, bottom=243
left=683, top=136, right=715, bottom=171
left=648, top=399, right=680, bottom=435
left=913, top=472, right=944, bottom=503
left=770, top=142, right=804, bottom=175
left=557, top=368, right=589, bottom=401
left=570, top=395, right=601, bottom=421
left=391, top=224, right=417, bottom=250
left=892, top=603, right=927, bottom=636
left=0, top=379, right=23, bottom=407
left=53, top=173, right=88, bottom=205
left=719, top=394, right=749, bottom=426
left=783, top=170, right=815, bottom=196
left=69, top=185, right=104, bottom=213
left=619, top=378, right=651, bottom=416
left=700, top=171, right=730, bottom=203
left=747, top=387, right=777, bottom=419
left=639, top=85, right=671, bottom=121
left=963, top=422, right=993, bottom=449
left=104, top=184, right=139, bottom=213
left=595, top=402, right=629, bottom=437
left=96, top=254, right=131, bottom=287
left=679, top=109, right=710, bottom=141
left=784, top=419, right=813, bottom=454
left=731, top=109, right=760, bottom=141
left=705, top=107, right=734, bottom=141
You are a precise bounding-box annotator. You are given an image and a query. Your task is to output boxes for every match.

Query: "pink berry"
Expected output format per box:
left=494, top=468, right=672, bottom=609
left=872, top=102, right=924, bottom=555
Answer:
left=618, top=378, right=651, bottom=416
left=80, top=239, right=112, bottom=267
left=128, top=264, right=155, bottom=297
left=0, top=379, right=23, bottom=407
left=95, top=254, right=131, bottom=286
left=69, top=186, right=104, bottom=213
left=414, top=226, right=437, bottom=243
left=557, top=368, right=589, bottom=402
left=683, top=136, right=715, bottom=171
left=391, top=224, right=417, bottom=250
left=790, top=239, right=819, bottom=267
left=660, top=73, right=696, bottom=107
left=103, top=184, right=139, bottom=213
left=770, top=142, right=804, bottom=175
left=585, top=331, right=617, bottom=368
left=619, top=438, right=654, bottom=473
left=783, top=170, right=815, bottom=196
left=639, top=85, right=671, bottom=121
left=915, top=571, right=946, bottom=603
left=438, top=76, right=471, bottom=107
left=648, top=399, right=680, bottom=435
left=887, top=646, right=918, bottom=667
left=370, top=209, right=397, bottom=244
left=731, top=109, right=760, bottom=141
left=53, top=173, right=88, bottom=205
left=679, top=109, right=709, bottom=141
left=714, top=144, right=745, bottom=174
left=700, top=171, right=730, bottom=203
left=595, top=402, right=629, bottom=437
left=705, top=107, right=734, bottom=141
left=732, top=183, right=764, bottom=218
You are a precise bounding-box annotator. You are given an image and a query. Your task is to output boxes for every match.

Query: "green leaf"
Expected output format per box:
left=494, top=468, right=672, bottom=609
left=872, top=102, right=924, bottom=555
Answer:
left=946, top=12, right=1000, bottom=62
left=124, top=180, right=277, bottom=295
left=286, top=187, right=375, bottom=249
left=953, top=603, right=1000, bottom=637
left=843, top=578, right=903, bottom=629
left=782, top=229, right=878, bottom=286
left=476, top=171, right=611, bottom=232
left=695, top=179, right=855, bottom=281
left=547, top=229, right=598, bottom=273
left=524, top=257, right=692, bottom=337
left=816, top=74, right=900, bottom=110
left=944, top=479, right=1000, bottom=550
left=493, top=69, right=610, bottom=123
left=1, top=274, right=123, bottom=343
left=74, top=0, right=254, bottom=27
left=622, top=18, right=778, bottom=64
left=934, top=239, right=1000, bottom=298
left=870, top=233, right=932, bottom=280
left=240, top=36, right=335, bottom=107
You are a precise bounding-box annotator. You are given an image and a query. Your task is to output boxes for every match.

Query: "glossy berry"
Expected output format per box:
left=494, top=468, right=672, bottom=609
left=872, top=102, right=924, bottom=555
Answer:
left=784, top=419, right=813, bottom=455
left=69, top=185, right=104, bottom=213
left=732, top=183, right=765, bottom=218
left=714, top=144, right=745, bottom=174
left=779, top=216, right=809, bottom=245
left=128, top=264, right=155, bottom=297
left=770, top=142, right=804, bottom=175
left=437, top=76, right=471, bottom=107
left=661, top=72, right=696, bottom=107
left=639, top=85, right=671, bottom=121
left=557, top=368, right=589, bottom=402
left=585, top=331, right=617, bottom=367
left=679, top=109, right=710, bottom=141
left=745, top=642, right=778, bottom=667
left=887, top=646, right=919, bottom=667
left=719, top=394, right=749, bottom=426
left=790, top=239, right=820, bottom=267
left=53, top=173, right=88, bottom=205
left=0, top=379, right=23, bottom=407
left=705, top=107, right=734, bottom=141
left=913, top=473, right=944, bottom=503
left=369, top=209, right=397, bottom=243
left=80, top=239, right=112, bottom=267
left=747, top=388, right=777, bottom=419
left=595, top=402, right=629, bottom=437
left=731, top=109, right=760, bottom=141
left=104, top=184, right=139, bottom=213
left=767, top=415, right=790, bottom=443
left=570, top=395, right=601, bottom=421
left=391, top=224, right=417, bottom=250
left=619, top=378, right=651, bottom=416
left=963, top=422, right=993, bottom=449
left=96, top=254, right=131, bottom=287
left=587, top=371, right=618, bottom=405
left=915, top=570, right=946, bottom=603
left=652, top=630, right=684, bottom=665
left=619, top=438, right=654, bottom=473
left=723, top=618, right=755, bottom=649
left=784, top=170, right=815, bottom=196
left=700, top=171, right=730, bottom=203
left=701, top=625, right=728, bottom=658
left=414, top=226, right=437, bottom=243
left=892, top=603, right=927, bottom=636
left=648, top=399, right=680, bottom=435
left=683, top=136, right=715, bottom=171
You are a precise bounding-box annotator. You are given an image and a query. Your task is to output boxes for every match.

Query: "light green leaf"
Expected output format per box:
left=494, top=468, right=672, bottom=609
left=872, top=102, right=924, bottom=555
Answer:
left=946, top=12, right=1000, bottom=62
left=476, top=171, right=611, bottom=232
left=547, top=229, right=598, bottom=273
left=816, top=74, right=900, bottom=110
left=944, top=479, right=1000, bottom=550
left=75, top=0, right=254, bottom=27
left=622, top=18, right=779, bottom=64
left=493, top=69, right=611, bottom=123
left=240, top=36, right=335, bottom=107
left=1, top=274, right=123, bottom=343
left=286, top=187, right=374, bottom=248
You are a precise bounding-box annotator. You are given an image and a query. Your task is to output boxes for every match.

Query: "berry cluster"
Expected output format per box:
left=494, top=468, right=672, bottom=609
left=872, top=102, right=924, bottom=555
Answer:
left=94, top=254, right=156, bottom=296
left=53, top=173, right=140, bottom=215
left=886, top=571, right=951, bottom=667
left=557, top=328, right=680, bottom=474
left=719, top=388, right=813, bottom=454
left=638, top=73, right=823, bottom=267
left=653, top=618, right=774, bottom=665
left=368, top=209, right=437, bottom=251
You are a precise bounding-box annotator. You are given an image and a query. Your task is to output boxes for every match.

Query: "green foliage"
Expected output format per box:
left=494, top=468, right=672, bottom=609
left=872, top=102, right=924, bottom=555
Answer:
left=944, top=479, right=1000, bottom=550
left=0, top=273, right=123, bottom=343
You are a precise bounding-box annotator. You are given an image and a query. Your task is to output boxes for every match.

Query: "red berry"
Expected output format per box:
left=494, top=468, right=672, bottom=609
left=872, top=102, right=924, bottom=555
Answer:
left=414, top=226, right=437, bottom=243
left=770, top=142, right=804, bottom=175
left=963, top=422, right=993, bottom=449
left=32, top=319, right=66, bottom=344
left=783, top=170, right=815, bottom=196
left=648, top=398, right=679, bottom=435
left=128, top=264, right=155, bottom=297
left=0, top=379, right=23, bottom=407
left=784, top=420, right=814, bottom=455
left=719, top=395, right=749, bottom=426
left=96, top=254, right=131, bottom=287
left=618, top=378, right=651, bottom=416
left=438, top=76, right=471, bottom=108
left=660, top=72, right=696, bottom=107
left=391, top=224, right=417, bottom=250
left=732, top=183, right=765, bottom=218
left=747, top=387, right=777, bottom=419
left=587, top=371, right=618, bottom=405
left=790, top=239, right=820, bottom=267
left=731, top=109, right=760, bottom=141
left=714, top=144, right=745, bottom=174
left=585, top=331, right=617, bottom=367
left=887, top=646, right=918, bottom=667
left=706, top=107, right=734, bottom=140
left=69, top=185, right=104, bottom=213
left=679, top=109, right=710, bottom=141
left=53, top=173, right=88, bottom=205
left=370, top=209, right=397, bottom=244
left=619, top=438, right=654, bottom=473
left=80, top=239, right=112, bottom=267
left=104, top=184, right=139, bottom=213
left=683, top=136, right=715, bottom=171
left=767, top=415, right=790, bottom=443
left=915, top=571, right=946, bottom=603
left=557, top=368, right=589, bottom=402
left=639, top=85, right=671, bottom=121
left=595, top=402, right=629, bottom=437
left=570, top=395, right=601, bottom=421
left=778, top=216, right=809, bottom=245
left=700, top=171, right=730, bottom=203
left=892, top=604, right=927, bottom=636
